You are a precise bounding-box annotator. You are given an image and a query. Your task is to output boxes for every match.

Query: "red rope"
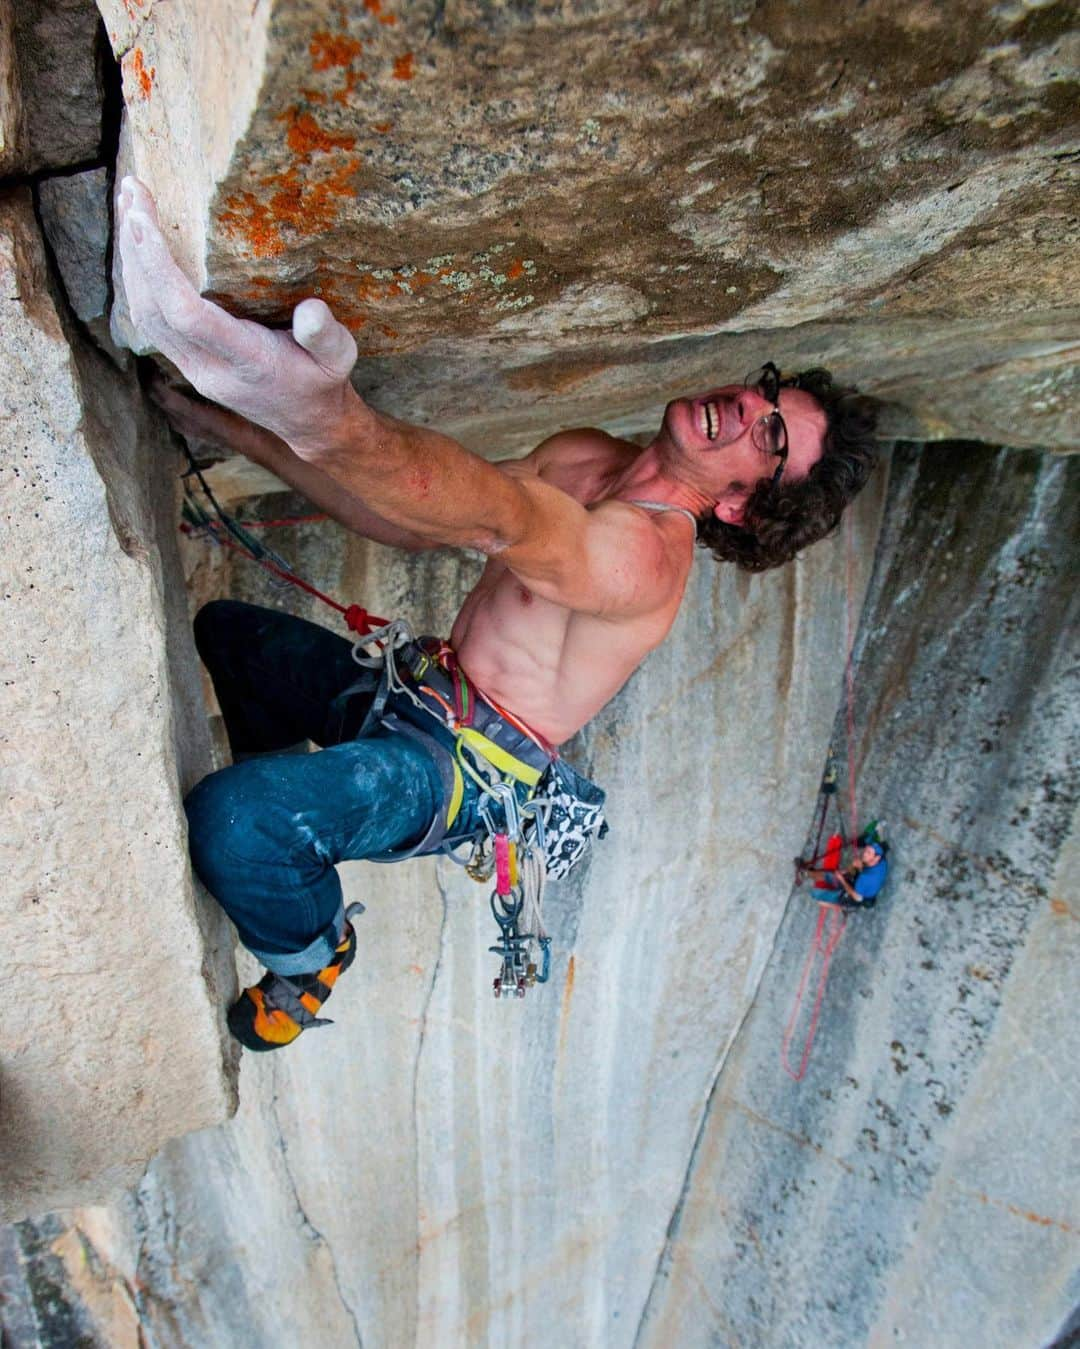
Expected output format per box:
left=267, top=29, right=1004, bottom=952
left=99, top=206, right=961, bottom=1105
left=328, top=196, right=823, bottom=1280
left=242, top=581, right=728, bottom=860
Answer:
left=780, top=905, right=847, bottom=1081
left=179, top=522, right=387, bottom=636
left=843, top=508, right=858, bottom=831
left=781, top=509, right=861, bottom=1083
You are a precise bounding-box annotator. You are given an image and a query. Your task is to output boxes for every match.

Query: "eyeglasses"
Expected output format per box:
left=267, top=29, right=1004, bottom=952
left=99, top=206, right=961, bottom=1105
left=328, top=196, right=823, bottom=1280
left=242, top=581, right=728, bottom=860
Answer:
left=744, top=362, right=790, bottom=491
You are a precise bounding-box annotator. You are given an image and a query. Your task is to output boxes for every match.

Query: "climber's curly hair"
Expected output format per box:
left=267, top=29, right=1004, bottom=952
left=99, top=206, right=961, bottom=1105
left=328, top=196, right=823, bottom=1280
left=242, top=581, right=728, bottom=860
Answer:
left=697, top=368, right=879, bottom=573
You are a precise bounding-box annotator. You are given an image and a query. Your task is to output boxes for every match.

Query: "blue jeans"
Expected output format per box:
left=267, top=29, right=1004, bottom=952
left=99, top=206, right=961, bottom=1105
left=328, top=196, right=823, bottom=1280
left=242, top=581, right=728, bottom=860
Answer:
left=185, top=601, right=480, bottom=975
left=815, top=890, right=875, bottom=911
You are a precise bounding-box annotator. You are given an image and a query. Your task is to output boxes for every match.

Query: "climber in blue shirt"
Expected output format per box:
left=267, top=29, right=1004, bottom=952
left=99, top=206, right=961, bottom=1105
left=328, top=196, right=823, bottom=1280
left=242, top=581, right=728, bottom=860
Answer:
left=803, top=839, right=889, bottom=910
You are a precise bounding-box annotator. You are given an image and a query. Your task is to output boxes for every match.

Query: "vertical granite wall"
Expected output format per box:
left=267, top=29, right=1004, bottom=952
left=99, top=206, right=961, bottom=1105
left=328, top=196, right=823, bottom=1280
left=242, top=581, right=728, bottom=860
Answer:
left=5, top=443, right=1075, bottom=1347
left=2, top=470, right=886, bottom=1345
left=0, top=24, right=237, bottom=1218
left=637, top=444, right=1079, bottom=1348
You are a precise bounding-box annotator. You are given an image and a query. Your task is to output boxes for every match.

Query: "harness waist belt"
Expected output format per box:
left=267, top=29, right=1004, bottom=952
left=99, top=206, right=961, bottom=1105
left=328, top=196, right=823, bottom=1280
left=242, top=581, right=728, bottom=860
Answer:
left=395, top=638, right=555, bottom=785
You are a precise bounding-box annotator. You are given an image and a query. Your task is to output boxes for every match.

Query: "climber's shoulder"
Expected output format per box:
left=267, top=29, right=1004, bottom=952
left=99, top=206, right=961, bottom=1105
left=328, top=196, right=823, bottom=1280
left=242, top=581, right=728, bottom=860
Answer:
left=495, top=427, right=639, bottom=494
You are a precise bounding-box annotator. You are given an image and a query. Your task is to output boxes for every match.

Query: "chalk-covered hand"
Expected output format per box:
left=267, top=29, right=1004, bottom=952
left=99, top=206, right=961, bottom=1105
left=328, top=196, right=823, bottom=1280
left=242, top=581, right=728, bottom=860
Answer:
left=116, top=176, right=359, bottom=456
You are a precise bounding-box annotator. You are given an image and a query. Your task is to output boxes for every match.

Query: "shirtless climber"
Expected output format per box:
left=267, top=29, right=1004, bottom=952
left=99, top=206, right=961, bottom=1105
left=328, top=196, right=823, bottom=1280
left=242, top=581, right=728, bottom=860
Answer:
left=116, top=176, right=878, bottom=1050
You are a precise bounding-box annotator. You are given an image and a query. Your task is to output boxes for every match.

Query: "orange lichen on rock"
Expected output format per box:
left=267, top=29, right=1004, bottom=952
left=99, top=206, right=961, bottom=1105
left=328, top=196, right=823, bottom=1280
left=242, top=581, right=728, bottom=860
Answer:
left=333, top=68, right=368, bottom=105
left=392, top=52, right=416, bottom=80
left=263, top=158, right=361, bottom=240
left=505, top=258, right=525, bottom=281
left=127, top=48, right=156, bottom=100
left=310, top=30, right=364, bottom=70
left=217, top=191, right=285, bottom=259
left=364, top=0, right=398, bottom=25
left=284, top=109, right=358, bottom=158
left=373, top=121, right=392, bottom=134
left=407, top=268, right=448, bottom=288
left=353, top=272, right=403, bottom=303
left=219, top=156, right=365, bottom=261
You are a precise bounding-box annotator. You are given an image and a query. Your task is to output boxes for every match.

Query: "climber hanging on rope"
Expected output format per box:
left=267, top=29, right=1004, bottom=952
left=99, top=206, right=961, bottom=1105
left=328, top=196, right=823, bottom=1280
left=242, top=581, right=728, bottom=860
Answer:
left=799, top=838, right=890, bottom=910
left=116, top=176, right=879, bottom=1052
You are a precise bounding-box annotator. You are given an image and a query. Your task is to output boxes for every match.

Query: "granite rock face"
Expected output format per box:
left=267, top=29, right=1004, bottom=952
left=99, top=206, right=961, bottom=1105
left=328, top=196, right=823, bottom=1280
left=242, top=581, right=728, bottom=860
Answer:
left=38, top=167, right=111, bottom=324
left=100, top=0, right=1079, bottom=448
left=0, top=0, right=104, bottom=176
left=637, top=444, right=1080, bottom=1348
left=0, top=190, right=237, bottom=1223
left=5, top=447, right=1077, bottom=1347
left=0, top=469, right=887, bottom=1346
left=1, top=1, right=1077, bottom=1343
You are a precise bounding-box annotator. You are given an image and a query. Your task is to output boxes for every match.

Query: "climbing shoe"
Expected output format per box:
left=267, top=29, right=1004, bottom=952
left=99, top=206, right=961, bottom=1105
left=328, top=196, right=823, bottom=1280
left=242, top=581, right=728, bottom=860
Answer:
left=227, top=904, right=364, bottom=1052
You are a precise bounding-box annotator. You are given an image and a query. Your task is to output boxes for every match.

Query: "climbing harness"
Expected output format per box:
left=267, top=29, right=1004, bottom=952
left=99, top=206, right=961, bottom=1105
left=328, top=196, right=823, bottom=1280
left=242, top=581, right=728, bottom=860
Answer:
left=345, top=617, right=606, bottom=998
left=178, top=456, right=607, bottom=996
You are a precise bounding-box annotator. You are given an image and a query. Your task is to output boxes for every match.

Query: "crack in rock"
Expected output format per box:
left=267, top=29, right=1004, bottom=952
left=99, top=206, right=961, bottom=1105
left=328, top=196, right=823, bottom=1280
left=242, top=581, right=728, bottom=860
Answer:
left=111, top=1, right=164, bottom=59
left=630, top=889, right=791, bottom=1349
left=269, top=1065, right=365, bottom=1347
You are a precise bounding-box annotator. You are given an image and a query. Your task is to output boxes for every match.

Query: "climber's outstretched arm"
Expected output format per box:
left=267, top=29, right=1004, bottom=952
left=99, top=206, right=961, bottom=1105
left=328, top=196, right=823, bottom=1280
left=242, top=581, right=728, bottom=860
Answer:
left=151, top=380, right=437, bottom=552
left=117, top=178, right=683, bottom=617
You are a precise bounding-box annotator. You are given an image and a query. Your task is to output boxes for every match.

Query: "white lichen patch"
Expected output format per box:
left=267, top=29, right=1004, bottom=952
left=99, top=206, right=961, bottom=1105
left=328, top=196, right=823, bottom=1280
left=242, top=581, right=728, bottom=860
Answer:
left=495, top=282, right=648, bottom=334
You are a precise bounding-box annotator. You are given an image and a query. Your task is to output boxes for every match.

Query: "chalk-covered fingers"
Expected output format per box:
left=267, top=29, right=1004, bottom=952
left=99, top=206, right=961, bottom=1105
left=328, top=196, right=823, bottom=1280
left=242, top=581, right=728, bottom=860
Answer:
left=118, top=177, right=197, bottom=341
left=117, top=176, right=269, bottom=378
left=292, top=298, right=357, bottom=381
left=116, top=177, right=362, bottom=450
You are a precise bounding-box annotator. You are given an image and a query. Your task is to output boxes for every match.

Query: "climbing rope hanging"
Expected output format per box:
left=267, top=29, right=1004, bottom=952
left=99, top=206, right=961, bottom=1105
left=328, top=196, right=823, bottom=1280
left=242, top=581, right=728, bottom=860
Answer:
left=177, top=446, right=387, bottom=637
left=781, top=508, right=861, bottom=1083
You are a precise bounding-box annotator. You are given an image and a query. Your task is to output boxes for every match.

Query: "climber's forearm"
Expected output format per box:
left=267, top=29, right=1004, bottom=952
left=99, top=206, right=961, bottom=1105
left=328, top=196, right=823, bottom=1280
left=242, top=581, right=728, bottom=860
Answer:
left=237, top=417, right=439, bottom=552
left=296, top=398, right=533, bottom=554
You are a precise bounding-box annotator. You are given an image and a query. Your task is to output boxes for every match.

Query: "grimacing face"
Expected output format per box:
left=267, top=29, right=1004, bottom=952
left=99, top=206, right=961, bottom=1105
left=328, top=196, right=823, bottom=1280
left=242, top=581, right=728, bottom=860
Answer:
left=660, top=381, right=827, bottom=523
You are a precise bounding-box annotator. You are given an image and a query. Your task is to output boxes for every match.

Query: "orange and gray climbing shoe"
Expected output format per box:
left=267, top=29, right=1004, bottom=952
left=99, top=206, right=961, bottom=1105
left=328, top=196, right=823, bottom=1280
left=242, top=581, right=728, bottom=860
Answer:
left=227, top=904, right=364, bottom=1052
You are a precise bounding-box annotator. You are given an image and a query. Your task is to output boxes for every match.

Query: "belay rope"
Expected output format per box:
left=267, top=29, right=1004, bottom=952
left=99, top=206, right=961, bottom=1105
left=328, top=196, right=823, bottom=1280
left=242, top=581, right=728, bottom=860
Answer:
left=781, top=749, right=849, bottom=1082
left=178, top=446, right=387, bottom=637
left=781, top=509, right=862, bottom=1083
left=178, top=451, right=551, bottom=997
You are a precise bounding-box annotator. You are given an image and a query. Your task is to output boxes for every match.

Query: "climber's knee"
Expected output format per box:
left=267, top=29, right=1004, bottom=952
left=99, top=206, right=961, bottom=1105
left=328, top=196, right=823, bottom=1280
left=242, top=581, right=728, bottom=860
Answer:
left=185, top=761, right=323, bottom=900
left=192, top=598, right=249, bottom=668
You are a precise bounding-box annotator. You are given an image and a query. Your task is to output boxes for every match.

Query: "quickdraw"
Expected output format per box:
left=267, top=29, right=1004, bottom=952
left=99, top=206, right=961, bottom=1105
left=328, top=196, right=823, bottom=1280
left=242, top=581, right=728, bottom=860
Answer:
left=484, top=786, right=551, bottom=999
